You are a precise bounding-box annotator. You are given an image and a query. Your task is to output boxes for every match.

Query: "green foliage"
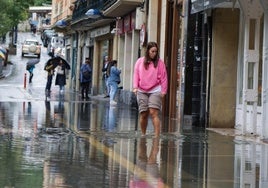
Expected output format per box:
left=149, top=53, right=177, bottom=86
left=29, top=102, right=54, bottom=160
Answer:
left=34, top=0, right=52, bottom=6
left=0, top=0, right=51, bottom=35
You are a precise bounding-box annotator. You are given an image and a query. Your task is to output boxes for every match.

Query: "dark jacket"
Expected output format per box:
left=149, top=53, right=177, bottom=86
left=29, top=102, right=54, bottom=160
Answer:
left=80, top=63, right=92, bottom=83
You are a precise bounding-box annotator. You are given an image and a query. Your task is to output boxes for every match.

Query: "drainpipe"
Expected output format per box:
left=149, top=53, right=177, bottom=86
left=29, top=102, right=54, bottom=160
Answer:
left=262, top=9, right=268, bottom=139
left=74, top=31, right=81, bottom=92
left=75, top=31, right=82, bottom=92
left=200, top=12, right=208, bottom=126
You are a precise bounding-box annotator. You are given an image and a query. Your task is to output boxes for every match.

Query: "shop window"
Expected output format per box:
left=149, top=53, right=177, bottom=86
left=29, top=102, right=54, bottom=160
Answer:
left=247, top=62, right=254, bottom=90
left=249, top=19, right=256, bottom=50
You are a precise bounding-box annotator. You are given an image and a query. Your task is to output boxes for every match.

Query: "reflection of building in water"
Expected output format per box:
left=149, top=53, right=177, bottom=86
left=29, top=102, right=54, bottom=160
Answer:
left=234, top=141, right=268, bottom=188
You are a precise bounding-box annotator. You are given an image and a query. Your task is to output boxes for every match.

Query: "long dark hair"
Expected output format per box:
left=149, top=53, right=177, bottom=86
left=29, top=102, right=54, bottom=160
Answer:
left=144, top=41, right=159, bottom=69
left=107, top=60, right=117, bottom=77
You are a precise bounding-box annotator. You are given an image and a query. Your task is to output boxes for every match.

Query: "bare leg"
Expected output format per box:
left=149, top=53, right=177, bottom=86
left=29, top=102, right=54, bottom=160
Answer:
left=149, top=108, right=160, bottom=137
left=140, top=111, right=149, bottom=135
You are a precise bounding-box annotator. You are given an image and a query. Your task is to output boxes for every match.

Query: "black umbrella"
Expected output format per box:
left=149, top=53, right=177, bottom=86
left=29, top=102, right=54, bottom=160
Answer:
left=27, top=58, right=40, bottom=66
left=51, top=56, right=70, bottom=70
left=57, top=56, right=70, bottom=69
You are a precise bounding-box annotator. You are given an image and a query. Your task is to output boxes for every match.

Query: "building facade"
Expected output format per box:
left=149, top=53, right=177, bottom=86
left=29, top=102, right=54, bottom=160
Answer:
left=50, top=0, right=268, bottom=139
left=180, top=0, right=268, bottom=139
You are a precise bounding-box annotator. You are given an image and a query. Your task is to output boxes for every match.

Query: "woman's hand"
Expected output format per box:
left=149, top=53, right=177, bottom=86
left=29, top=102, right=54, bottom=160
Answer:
left=133, top=88, right=138, bottom=95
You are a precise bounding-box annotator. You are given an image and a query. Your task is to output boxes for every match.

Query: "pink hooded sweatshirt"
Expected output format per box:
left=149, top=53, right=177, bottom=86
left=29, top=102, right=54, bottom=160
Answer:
left=133, top=57, right=168, bottom=94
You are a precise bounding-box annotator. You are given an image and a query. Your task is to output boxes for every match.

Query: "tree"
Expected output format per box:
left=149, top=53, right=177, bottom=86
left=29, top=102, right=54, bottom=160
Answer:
left=34, top=0, right=52, bottom=6
left=0, top=0, right=51, bottom=36
left=0, top=0, right=34, bottom=36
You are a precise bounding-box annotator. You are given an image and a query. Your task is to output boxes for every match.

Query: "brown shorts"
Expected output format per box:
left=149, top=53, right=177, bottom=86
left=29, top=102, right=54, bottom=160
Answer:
left=136, top=92, right=162, bottom=113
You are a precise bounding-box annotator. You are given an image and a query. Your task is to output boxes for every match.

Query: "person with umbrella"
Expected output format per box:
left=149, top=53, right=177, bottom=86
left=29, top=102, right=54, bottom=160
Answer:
left=44, top=52, right=56, bottom=94
left=54, top=48, right=70, bottom=93
left=26, top=59, right=39, bottom=83
left=44, top=48, right=70, bottom=94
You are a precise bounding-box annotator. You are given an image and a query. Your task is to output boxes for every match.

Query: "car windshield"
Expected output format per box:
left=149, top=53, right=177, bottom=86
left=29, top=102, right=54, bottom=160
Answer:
left=25, top=41, right=38, bottom=45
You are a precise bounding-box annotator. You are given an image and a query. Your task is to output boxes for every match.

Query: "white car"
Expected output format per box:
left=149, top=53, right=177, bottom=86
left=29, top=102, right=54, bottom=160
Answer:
left=21, top=39, right=41, bottom=58
left=47, top=36, right=64, bottom=56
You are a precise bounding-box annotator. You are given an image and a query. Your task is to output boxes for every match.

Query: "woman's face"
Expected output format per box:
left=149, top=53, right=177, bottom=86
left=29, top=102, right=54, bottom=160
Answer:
left=148, top=47, right=158, bottom=60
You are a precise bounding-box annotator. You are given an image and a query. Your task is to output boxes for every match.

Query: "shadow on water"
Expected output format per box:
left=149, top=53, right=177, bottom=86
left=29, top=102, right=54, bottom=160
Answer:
left=0, top=100, right=268, bottom=187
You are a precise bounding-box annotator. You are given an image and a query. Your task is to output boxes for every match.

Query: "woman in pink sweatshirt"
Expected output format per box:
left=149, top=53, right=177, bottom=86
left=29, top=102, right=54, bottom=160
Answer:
left=133, top=42, right=168, bottom=137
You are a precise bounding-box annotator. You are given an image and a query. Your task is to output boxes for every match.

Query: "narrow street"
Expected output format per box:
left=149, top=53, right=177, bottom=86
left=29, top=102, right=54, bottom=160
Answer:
left=0, top=32, right=268, bottom=188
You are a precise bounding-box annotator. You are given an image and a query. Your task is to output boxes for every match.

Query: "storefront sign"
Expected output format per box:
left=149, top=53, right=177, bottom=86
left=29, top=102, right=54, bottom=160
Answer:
left=117, top=19, right=124, bottom=35
left=131, top=11, right=136, bottom=30
left=124, top=15, right=131, bottom=32
left=90, top=25, right=111, bottom=38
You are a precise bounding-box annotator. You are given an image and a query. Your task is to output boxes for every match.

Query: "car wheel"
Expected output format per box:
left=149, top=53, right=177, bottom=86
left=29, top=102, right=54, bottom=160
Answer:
left=22, top=53, right=24, bottom=57
left=37, top=54, right=40, bottom=58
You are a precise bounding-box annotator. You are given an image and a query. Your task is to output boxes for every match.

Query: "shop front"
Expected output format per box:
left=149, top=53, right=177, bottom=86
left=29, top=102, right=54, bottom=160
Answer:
left=91, top=25, right=114, bottom=95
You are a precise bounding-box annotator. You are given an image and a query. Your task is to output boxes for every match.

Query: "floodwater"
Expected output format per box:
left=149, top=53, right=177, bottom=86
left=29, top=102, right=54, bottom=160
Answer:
left=1, top=31, right=268, bottom=188
left=1, top=98, right=268, bottom=188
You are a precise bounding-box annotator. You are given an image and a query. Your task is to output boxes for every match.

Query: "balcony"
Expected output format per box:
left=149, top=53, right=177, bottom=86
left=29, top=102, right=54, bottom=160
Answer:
left=103, top=0, right=144, bottom=17
left=72, top=0, right=104, bottom=23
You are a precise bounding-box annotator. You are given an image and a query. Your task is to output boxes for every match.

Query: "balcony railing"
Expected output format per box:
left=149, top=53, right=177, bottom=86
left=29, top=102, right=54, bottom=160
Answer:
left=103, top=0, right=117, bottom=10
left=72, top=0, right=105, bottom=22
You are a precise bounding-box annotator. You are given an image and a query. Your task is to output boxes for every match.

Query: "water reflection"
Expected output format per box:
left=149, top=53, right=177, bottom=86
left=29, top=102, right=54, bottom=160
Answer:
left=1, top=101, right=268, bottom=187
left=130, top=138, right=164, bottom=187
left=234, top=139, right=268, bottom=188
left=78, top=102, right=91, bottom=131
left=54, top=99, right=65, bottom=128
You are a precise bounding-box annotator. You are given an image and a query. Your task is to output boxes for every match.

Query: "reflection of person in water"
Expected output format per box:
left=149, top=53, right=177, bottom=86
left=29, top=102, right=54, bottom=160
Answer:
left=45, top=101, right=53, bottom=127
left=54, top=99, right=64, bottom=127
left=107, top=106, right=117, bottom=131
left=27, top=102, right=32, bottom=115
left=79, top=102, right=91, bottom=131
left=130, top=138, right=164, bottom=188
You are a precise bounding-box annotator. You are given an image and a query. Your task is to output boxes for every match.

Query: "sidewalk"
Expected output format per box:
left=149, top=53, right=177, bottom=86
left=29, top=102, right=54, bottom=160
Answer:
left=0, top=62, right=13, bottom=79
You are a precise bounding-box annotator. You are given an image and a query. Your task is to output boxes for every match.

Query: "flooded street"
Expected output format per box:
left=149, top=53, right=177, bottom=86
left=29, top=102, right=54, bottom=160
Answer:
left=1, top=32, right=268, bottom=188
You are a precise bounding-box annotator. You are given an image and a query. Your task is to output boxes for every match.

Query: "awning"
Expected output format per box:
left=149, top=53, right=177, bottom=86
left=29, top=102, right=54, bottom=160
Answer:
left=191, top=0, right=233, bottom=14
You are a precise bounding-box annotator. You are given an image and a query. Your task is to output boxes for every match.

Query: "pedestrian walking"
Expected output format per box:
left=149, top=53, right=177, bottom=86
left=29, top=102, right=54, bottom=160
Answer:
left=44, top=52, right=56, bottom=93
left=102, top=55, right=110, bottom=97
left=80, top=57, right=92, bottom=99
left=26, top=58, right=39, bottom=84
left=55, top=58, right=69, bottom=94
left=133, top=41, right=168, bottom=137
left=107, top=60, right=121, bottom=105
left=26, top=64, right=35, bottom=83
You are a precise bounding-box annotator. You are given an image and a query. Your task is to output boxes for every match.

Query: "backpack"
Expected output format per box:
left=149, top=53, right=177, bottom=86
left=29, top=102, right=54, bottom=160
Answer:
left=82, top=65, right=91, bottom=79
left=26, top=64, right=31, bottom=71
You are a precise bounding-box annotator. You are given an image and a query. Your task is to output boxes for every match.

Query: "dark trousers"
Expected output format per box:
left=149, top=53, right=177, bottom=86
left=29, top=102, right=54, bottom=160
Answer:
left=81, top=82, right=90, bottom=98
left=29, top=73, right=33, bottom=83
left=46, top=75, right=53, bottom=91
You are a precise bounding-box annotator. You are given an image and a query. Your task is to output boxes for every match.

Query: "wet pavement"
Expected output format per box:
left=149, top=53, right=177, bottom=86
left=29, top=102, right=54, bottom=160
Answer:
left=1, top=32, right=268, bottom=188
